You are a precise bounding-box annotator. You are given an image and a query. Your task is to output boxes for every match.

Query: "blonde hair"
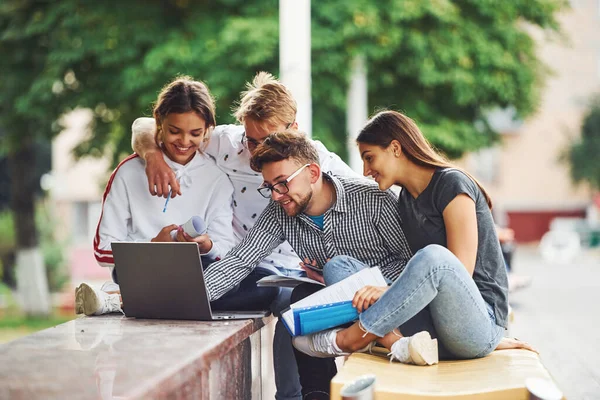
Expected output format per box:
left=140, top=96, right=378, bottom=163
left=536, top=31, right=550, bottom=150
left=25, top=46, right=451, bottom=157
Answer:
left=357, top=110, right=493, bottom=209
left=233, top=71, right=297, bottom=127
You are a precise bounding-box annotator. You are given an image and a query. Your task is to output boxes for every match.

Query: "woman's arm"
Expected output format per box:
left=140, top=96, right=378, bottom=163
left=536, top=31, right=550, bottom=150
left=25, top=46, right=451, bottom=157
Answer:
left=94, top=173, right=132, bottom=268
left=131, top=117, right=181, bottom=198
left=442, top=194, right=478, bottom=275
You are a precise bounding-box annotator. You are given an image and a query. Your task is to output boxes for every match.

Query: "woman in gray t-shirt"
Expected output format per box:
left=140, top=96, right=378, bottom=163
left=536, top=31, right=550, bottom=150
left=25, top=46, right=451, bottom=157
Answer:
left=294, top=110, right=535, bottom=366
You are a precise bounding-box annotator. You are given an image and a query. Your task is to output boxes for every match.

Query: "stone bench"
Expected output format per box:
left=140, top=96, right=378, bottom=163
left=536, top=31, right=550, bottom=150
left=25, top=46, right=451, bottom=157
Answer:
left=331, top=349, right=565, bottom=399
left=0, top=314, right=276, bottom=399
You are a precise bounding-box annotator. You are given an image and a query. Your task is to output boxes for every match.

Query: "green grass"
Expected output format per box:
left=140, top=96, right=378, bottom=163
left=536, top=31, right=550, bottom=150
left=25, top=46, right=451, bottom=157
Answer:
left=0, top=283, right=73, bottom=343
left=0, top=314, right=71, bottom=329
left=0, top=282, right=10, bottom=295
left=0, top=314, right=72, bottom=344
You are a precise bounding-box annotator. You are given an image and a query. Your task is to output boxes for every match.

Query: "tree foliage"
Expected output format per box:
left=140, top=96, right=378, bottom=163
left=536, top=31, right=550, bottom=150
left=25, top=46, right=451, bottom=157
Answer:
left=565, top=95, right=600, bottom=191
left=1, top=0, right=566, bottom=164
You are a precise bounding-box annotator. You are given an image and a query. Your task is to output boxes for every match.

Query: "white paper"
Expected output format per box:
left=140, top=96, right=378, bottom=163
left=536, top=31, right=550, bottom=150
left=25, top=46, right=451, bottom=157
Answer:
left=281, top=267, right=387, bottom=335
left=257, top=275, right=325, bottom=288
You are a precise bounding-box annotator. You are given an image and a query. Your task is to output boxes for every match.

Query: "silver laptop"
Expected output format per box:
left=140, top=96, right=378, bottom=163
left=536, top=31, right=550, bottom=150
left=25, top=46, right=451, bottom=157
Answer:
left=111, top=242, right=269, bottom=320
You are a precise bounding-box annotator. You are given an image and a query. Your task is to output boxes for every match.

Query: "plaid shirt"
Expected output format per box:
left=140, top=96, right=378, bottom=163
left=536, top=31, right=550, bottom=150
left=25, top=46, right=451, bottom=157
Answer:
left=204, top=173, right=413, bottom=300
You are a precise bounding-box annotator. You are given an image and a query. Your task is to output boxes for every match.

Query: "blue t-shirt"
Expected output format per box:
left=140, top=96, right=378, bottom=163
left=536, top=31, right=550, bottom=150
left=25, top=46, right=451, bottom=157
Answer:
left=306, top=214, right=324, bottom=230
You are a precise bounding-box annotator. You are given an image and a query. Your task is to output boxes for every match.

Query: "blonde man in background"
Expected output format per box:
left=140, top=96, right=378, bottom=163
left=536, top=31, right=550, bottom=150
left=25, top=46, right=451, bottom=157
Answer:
left=131, top=72, right=359, bottom=400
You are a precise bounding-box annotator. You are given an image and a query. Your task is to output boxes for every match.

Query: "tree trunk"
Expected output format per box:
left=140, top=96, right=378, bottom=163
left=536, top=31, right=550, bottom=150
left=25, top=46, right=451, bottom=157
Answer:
left=8, top=137, right=50, bottom=316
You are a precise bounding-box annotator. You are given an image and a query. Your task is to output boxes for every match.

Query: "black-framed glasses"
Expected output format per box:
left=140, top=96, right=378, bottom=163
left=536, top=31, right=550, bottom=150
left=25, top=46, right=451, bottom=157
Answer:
left=257, top=164, right=310, bottom=198
left=241, top=122, right=295, bottom=151
left=241, top=133, right=263, bottom=150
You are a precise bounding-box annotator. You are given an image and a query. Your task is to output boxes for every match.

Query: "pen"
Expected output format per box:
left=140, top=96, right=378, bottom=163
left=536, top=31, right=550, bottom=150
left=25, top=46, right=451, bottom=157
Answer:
left=162, top=189, right=172, bottom=213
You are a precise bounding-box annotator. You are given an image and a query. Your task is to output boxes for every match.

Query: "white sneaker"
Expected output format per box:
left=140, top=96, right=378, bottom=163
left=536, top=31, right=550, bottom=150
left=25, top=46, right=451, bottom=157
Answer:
left=293, top=328, right=374, bottom=358
left=389, top=331, right=439, bottom=366
left=75, top=283, right=123, bottom=316
left=101, top=281, right=120, bottom=293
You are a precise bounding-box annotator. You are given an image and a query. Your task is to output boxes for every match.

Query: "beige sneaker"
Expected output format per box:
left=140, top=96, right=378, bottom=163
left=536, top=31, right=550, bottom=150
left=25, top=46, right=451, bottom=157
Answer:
left=75, top=283, right=122, bottom=316
left=389, top=331, right=439, bottom=366
left=75, top=285, right=84, bottom=315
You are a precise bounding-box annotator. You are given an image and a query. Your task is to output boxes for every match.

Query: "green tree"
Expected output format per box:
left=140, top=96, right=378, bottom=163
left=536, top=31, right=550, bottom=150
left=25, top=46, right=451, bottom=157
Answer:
left=0, top=0, right=279, bottom=314
left=564, top=95, right=600, bottom=191
left=311, top=0, right=567, bottom=157
left=0, top=0, right=566, bottom=312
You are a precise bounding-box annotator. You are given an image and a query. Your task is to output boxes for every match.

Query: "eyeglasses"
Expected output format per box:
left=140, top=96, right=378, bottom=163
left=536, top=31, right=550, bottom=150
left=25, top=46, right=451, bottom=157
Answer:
left=241, top=122, right=295, bottom=151
left=257, top=164, right=310, bottom=198
left=241, top=133, right=263, bottom=150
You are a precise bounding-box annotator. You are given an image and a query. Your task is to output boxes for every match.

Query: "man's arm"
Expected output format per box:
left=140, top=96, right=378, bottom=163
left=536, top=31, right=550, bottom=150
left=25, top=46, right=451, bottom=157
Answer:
left=203, top=203, right=285, bottom=301
left=131, top=117, right=181, bottom=198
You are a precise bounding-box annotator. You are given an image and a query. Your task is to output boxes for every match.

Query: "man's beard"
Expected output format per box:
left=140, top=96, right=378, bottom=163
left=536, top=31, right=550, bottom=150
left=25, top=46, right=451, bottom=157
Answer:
left=283, top=190, right=312, bottom=217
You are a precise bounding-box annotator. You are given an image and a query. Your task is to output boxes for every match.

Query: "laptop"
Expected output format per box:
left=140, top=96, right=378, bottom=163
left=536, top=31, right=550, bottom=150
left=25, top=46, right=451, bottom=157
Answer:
left=111, top=242, right=269, bottom=320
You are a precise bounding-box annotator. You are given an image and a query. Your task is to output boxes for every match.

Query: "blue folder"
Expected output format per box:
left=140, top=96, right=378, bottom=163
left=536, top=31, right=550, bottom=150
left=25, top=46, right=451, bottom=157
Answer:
left=288, top=300, right=359, bottom=336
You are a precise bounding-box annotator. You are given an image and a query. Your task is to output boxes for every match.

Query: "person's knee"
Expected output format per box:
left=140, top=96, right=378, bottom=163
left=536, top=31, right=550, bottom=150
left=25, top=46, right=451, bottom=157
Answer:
left=418, top=244, right=452, bottom=258
left=271, top=288, right=292, bottom=316
left=411, top=244, right=459, bottom=270
left=258, top=286, right=278, bottom=303
left=323, top=255, right=365, bottom=285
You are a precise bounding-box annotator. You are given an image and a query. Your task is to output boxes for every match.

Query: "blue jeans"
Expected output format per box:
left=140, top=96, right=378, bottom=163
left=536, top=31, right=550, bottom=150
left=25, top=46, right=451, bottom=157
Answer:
left=271, top=268, right=305, bottom=400
left=324, top=245, right=505, bottom=359
left=208, top=258, right=302, bottom=400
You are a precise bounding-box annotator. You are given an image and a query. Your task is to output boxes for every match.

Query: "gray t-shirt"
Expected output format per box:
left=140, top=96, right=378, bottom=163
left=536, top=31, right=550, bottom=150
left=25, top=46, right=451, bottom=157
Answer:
left=398, top=168, right=509, bottom=328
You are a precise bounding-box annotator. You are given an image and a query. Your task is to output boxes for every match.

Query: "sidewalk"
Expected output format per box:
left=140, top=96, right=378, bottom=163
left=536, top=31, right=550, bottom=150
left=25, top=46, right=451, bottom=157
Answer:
left=509, top=245, right=600, bottom=400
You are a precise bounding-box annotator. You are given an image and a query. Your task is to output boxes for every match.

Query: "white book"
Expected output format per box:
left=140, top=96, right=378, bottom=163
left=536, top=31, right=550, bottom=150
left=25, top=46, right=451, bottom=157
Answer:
left=256, top=274, right=325, bottom=288
left=281, top=267, right=387, bottom=336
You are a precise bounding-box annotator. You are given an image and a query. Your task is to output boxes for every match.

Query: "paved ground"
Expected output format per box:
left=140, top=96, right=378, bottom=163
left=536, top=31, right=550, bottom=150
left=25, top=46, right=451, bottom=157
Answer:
left=509, top=245, right=600, bottom=400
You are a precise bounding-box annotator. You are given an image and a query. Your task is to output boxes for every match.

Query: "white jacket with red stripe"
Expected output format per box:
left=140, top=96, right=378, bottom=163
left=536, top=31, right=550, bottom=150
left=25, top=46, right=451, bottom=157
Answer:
left=93, top=151, right=235, bottom=268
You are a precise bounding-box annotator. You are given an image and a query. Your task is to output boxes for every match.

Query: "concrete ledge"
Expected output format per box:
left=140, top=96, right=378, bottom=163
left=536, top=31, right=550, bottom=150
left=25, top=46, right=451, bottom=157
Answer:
left=0, top=314, right=275, bottom=399
left=331, top=349, right=564, bottom=400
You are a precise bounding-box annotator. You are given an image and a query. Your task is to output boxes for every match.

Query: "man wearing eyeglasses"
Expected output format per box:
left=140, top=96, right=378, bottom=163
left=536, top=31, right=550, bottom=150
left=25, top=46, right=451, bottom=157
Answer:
left=131, top=72, right=357, bottom=400
left=205, top=130, right=412, bottom=400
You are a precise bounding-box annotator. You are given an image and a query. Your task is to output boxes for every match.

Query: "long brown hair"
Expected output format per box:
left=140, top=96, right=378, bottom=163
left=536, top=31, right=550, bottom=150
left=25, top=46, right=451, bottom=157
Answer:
left=356, top=110, right=493, bottom=209
left=153, top=76, right=216, bottom=150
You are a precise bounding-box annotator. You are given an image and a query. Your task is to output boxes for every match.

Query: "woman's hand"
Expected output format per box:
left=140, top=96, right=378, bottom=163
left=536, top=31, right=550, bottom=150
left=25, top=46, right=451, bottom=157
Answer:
left=151, top=224, right=179, bottom=242
left=299, top=258, right=325, bottom=284
left=175, top=228, right=213, bottom=254
left=495, top=337, right=538, bottom=354
left=352, top=286, right=388, bottom=312
left=145, top=150, right=181, bottom=198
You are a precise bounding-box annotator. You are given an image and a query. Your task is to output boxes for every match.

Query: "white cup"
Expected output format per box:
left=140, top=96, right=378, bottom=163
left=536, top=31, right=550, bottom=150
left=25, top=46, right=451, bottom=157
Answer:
left=340, top=374, right=376, bottom=400
left=526, top=378, right=563, bottom=400
left=180, top=216, right=207, bottom=238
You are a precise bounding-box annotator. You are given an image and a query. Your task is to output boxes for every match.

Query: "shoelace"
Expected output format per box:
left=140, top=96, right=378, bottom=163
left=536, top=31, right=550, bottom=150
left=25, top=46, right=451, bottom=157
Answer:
left=358, top=320, right=369, bottom=338
left=104, top=295, right=125, bottom=315
left=316, top=331, right=336, bottom=355
left=310, top=330, right=342, bottom=356
left=387, top=344, right=401, bottom=363
left=387, top=337, right=412, bottom=364
left=387, top=328, right=404, bottom=362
